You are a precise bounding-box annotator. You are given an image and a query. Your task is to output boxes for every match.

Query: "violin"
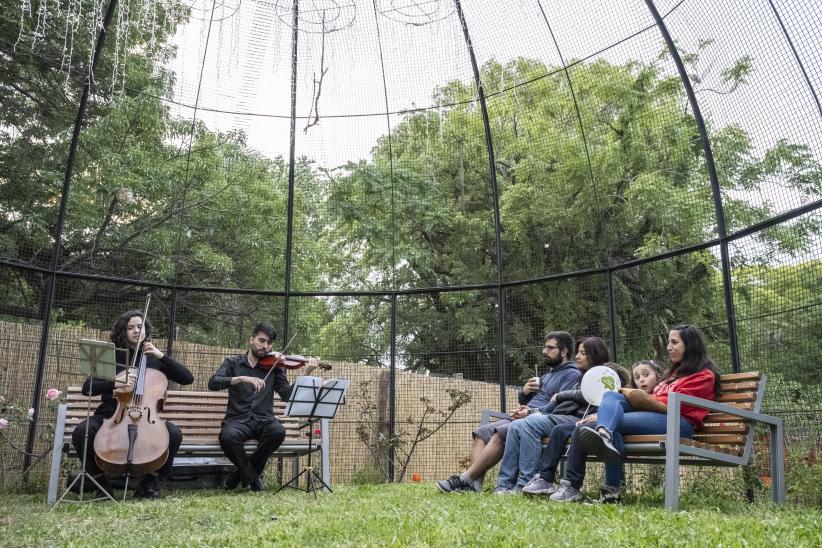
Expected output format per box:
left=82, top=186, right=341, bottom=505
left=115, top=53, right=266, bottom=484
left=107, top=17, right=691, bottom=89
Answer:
left=259, top=351, right=332, bottom=371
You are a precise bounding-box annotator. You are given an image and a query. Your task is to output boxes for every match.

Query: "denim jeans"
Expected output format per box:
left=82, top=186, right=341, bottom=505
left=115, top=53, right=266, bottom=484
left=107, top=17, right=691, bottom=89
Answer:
left=496, top=413, right=576, bottom=489
left=564, top=391, right=694, bottom=489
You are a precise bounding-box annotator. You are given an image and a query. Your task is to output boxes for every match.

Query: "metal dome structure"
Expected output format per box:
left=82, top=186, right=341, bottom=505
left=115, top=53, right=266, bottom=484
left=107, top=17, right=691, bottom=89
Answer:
left=1, top=0, right=819, bottom=495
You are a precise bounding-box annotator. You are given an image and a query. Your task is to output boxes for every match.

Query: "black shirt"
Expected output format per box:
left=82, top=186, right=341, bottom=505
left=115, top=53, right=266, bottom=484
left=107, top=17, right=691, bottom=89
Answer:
left=82, top=349, right=194, bottom=418
left=207, top=354, right=293, bottom=423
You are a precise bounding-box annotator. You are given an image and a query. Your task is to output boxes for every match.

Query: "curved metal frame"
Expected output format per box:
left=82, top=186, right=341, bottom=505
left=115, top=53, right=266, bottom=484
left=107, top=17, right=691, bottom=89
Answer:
left=17, top=1, right=822, bottom=473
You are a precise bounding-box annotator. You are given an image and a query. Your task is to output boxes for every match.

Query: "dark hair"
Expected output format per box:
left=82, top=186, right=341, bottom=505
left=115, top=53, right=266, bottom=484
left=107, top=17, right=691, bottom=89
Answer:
left=544, top=331, right=574, bottom=360
left=252, top=323, right=276, bottom=341
left=577, top=336, right=610, bottom=367
left=111, top=310, right=152, bottom=349
left=629, top=360, right=664, bottom=388
left=604, top=362, right=632, bottom=388
left=665, top=324, right=720, bottom=394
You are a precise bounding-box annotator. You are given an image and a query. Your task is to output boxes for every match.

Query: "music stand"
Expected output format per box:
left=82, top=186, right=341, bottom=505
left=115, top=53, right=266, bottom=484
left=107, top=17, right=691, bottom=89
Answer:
left=275, top=377, right=348, bottom=497
left=53, top=340, right=119, bottom=506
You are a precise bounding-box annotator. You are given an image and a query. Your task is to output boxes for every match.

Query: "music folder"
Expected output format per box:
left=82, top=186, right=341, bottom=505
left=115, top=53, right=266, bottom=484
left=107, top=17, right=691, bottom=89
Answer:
left=285, top=376, right=348, bottom=418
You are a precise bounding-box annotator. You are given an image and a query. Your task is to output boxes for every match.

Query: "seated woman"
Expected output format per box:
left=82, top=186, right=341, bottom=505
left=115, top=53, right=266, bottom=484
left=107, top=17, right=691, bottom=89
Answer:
left=550, top=324, right=720, bottom=502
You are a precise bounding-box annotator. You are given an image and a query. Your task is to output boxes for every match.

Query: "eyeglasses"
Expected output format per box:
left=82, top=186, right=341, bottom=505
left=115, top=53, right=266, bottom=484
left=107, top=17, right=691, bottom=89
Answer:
left=543, top=344, right=560, bottom=351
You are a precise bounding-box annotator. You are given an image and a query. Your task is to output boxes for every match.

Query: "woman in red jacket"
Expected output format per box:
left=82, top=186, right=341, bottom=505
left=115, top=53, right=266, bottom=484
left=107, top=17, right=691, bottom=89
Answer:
left=550, top=324, right=720, bottom=502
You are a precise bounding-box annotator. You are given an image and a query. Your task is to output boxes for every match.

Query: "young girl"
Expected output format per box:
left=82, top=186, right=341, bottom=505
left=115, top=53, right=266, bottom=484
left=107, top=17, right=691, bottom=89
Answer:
left=631, top=359, right=664, bottom=394
left=550, top=325, right=719, bottom=503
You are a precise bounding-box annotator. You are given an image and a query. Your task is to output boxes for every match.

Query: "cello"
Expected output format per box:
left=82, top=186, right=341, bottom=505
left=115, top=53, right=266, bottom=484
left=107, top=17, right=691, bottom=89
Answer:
left=93, top=295, right=170, bottom=477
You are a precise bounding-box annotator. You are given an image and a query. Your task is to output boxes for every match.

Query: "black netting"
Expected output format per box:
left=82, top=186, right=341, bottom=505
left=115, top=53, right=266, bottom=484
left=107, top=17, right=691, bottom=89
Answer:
left=0, top=0, right=819, bottom=504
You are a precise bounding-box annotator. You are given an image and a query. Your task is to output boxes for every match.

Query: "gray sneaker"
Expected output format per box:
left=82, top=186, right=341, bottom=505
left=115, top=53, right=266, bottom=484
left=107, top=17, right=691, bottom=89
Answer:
left=493, top=485, right=521, bottom=495
left=522, top=476, right=558, bottom=496
left=549, top=480, right=582, bottom=503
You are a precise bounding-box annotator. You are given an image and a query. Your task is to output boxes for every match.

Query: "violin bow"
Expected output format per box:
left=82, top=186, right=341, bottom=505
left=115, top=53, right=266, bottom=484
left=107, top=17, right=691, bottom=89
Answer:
left=262, top=331, right=299, bottom=382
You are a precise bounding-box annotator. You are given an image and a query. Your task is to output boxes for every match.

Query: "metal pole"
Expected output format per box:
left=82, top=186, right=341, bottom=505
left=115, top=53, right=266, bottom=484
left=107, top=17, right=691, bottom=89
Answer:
left=282, top=0, right=300, bottom=341
left=607, top=269, right=618, bottom=364
left=388, top=294, right=397, bottom=481
left=643, top=0, right=740, bottom=373
left=453, top=0, right=508, bottom=408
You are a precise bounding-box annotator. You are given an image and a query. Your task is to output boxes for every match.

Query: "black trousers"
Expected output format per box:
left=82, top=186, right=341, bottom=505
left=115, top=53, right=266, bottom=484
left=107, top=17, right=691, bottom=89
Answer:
left=218, top=417, right=286, bottom=483
left=71, top=414, right=182, bottom=478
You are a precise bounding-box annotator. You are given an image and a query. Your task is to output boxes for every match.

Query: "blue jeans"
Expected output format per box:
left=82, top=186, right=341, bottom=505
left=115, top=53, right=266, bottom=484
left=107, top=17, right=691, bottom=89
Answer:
left=564, top=391, right=694, bottom=489
left=497, top=414, right=576, bottom=489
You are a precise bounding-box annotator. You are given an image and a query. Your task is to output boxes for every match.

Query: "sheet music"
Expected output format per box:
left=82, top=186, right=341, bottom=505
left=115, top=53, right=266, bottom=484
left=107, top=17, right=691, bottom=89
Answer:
left=285, top=376, right=349, bottom=418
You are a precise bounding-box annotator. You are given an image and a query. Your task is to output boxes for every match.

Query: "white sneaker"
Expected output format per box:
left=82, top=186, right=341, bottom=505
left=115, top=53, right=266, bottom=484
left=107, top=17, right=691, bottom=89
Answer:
left=549, top=480, right=582, bottom=502
left=522, top=476, right=558, bottom=496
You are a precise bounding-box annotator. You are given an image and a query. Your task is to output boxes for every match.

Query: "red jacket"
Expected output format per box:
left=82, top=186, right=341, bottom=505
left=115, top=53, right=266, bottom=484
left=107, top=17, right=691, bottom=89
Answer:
left=652, top=368, right=716, bottom=428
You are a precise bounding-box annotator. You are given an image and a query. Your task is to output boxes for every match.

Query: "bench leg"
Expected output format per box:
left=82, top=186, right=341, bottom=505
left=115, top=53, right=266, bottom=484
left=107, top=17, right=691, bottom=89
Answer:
left=664, top=404, right=682, bottom=511
left=47, top=404, right=68, bottom=505
left=770, top=420, right=786, bottom=505
left=321, top=418, right=330, bottom=491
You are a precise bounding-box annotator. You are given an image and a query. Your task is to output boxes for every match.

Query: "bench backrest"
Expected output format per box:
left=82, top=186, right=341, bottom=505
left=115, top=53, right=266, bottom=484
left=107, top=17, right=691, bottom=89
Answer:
left=62, top=387, right=314, bottom=448
left=661, top=371, right=764, bottom=458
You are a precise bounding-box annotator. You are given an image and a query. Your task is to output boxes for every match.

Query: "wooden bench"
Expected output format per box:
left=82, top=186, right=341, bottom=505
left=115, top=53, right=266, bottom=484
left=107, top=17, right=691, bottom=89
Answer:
left=47, top=388, right=330, bottom=504
left=482, top=371, right=785, bottom=510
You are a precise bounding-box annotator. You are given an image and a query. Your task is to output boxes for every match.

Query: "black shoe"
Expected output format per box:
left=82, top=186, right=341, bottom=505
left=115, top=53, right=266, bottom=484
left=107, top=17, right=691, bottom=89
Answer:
left=436, top=475, right=476, bottom=494
left=577, top=426, right=620, bottom=462
left=249, top=477, right=267, bottom=492
left=135, top=475, right=160, bottom=499
left=222, top=470, right=242, bottom=490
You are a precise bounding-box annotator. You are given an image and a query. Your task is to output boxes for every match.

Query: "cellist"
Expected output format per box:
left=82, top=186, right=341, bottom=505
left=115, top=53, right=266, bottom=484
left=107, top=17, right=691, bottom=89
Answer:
left=208, top=323, right=321, bottom=491
left=71, top=309, right=194, bottom=499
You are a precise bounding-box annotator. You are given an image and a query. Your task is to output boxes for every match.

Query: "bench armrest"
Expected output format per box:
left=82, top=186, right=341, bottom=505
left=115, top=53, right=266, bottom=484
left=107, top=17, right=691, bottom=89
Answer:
left=480, top=410, right=509, bottom=425
left=666, top=391, right=785, bottom=507
left=668, top=392, right=781, bottom=427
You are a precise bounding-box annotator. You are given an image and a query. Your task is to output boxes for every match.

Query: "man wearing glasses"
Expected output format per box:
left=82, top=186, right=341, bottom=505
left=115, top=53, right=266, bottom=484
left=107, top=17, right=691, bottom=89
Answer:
left=436, top=331, right=579, bottom=494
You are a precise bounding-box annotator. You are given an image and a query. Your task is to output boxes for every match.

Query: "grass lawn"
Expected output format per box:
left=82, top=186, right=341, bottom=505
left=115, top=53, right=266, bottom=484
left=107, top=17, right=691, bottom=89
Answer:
left=0, top=483, right=819, bottom=547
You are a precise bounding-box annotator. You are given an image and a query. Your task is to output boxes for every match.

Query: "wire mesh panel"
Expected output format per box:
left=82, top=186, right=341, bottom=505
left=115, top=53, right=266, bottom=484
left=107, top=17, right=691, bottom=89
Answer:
left=611, top=249, right=731, bottom=369
left=0, top=36, right=86, bottom=269
left=0, top=265, right=45, bottom=485
left=662, top=0, right=822, bottom=226
left=0, top=0, right=820, bottom=505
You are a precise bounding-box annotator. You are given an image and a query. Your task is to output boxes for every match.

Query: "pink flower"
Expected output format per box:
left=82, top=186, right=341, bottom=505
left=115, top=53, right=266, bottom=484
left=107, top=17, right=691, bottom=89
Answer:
left=313, top=429, right=322, bottom=436
left=0, top=418, right=8, bottom=430
left=46, top=388, right=61, bottom=400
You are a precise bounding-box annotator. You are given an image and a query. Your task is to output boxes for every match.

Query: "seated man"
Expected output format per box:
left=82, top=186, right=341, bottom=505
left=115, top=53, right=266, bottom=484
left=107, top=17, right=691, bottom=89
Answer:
left=436, top=331, right=579, bottom=493
left=208, top=322, right=320, bottom=491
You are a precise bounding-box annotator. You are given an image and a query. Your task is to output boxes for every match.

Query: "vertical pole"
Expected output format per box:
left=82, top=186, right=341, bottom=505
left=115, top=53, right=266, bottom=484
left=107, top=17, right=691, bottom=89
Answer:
left=643, top=0, right=740, bottom=373
left=607, top=269, right=618, bottom=364
left=282, top=0, right=300, bottom=341
left=388, top=294, right=397, bottom=481
left=453, top=0, right=507, bottom=408
left=24, top=0, right=120, bottom=472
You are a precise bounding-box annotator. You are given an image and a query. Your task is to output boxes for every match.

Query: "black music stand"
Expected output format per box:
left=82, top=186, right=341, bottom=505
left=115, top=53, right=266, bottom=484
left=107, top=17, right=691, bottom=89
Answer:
left=275, top=377, right=347, bottom=497
left=52, top=340, right=119, bottom=507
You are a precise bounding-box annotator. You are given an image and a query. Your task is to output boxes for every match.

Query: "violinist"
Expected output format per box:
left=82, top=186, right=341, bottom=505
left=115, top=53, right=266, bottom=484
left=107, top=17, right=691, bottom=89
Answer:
left=71, top=310, right=194, bottom=499
left=208, top=323, right=321, bottom=491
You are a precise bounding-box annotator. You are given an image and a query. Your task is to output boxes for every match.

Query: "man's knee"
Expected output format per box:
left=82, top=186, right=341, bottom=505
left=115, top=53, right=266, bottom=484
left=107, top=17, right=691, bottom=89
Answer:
left=219, top=424, right=246, bottom=447
left=259, top=420, right=286, bottom=444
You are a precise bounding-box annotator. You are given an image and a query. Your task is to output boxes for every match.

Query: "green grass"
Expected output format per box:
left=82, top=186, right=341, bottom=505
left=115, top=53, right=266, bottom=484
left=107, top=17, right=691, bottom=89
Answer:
left=0, top=484, right=820, bottom=547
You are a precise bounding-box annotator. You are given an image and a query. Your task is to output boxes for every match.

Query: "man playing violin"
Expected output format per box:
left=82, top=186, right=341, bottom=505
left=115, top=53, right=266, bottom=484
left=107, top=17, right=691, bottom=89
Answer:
left=208, top=322, right=321, bottom=491
left=71, top=309, right=194, bottom=499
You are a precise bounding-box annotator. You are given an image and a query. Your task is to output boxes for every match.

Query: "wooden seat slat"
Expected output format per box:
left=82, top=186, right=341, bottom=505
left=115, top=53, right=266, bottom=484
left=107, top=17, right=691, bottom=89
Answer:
left=718, top=381, right=759, bottom=392
left=715, top=392, right=756, bottom=403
